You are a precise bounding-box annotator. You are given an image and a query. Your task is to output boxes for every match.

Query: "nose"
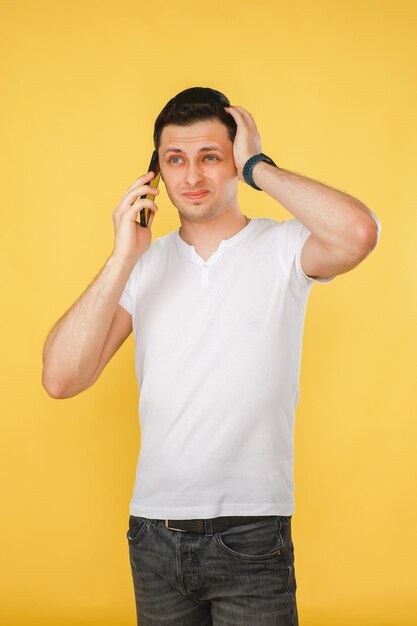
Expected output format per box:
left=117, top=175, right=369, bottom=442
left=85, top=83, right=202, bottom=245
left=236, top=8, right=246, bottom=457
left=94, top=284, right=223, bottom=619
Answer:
left=184, top=161, right=205, bottom=187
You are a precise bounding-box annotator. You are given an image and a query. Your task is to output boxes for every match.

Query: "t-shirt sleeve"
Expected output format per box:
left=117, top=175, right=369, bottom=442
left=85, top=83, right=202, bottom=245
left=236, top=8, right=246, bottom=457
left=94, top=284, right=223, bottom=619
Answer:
left=368, top=209, right=382, bottom=244
left=284, top=218, right=336, bottom=287
left=118, top=262, right=138, bottom=315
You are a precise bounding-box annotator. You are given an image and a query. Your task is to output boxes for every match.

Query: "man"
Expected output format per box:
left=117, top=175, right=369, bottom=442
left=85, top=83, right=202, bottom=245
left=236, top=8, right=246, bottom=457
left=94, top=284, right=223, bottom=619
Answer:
left=42, top=87, right=381, bottom=625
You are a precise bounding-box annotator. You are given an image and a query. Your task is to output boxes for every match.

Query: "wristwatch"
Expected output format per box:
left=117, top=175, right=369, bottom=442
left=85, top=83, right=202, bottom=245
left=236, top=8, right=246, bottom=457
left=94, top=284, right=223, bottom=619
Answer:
left=242, top=153, right=277, bottom=190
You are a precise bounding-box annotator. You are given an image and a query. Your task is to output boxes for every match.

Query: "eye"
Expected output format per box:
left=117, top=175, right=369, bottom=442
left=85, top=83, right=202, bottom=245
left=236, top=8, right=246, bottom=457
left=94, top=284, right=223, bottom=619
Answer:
left=169, top=154, right=219, bottom=164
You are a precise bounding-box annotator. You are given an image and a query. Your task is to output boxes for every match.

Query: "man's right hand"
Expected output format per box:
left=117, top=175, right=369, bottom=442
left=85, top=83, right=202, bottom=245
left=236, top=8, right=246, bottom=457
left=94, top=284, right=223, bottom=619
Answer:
left=112, top=170, right=160, bottom=263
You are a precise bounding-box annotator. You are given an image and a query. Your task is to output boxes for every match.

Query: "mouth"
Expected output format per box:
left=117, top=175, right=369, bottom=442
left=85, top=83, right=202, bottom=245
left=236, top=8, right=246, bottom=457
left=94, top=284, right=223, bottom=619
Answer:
left=183, top=191, right=209, bottom=200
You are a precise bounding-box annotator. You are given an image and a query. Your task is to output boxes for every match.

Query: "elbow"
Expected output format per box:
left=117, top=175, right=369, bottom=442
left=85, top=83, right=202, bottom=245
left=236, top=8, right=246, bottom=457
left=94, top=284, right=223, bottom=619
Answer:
left=355, top=211, right=381, bottom=257
left=41, top=369, right=70, bottom=399
left=42, top=370, right=94, bottom=399
left=42, top=374, right=64, bottom=399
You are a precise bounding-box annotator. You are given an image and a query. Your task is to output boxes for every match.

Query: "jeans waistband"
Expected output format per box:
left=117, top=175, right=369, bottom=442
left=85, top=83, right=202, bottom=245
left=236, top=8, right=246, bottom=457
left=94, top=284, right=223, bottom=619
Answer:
left=160, top=515, right=279, bottom=534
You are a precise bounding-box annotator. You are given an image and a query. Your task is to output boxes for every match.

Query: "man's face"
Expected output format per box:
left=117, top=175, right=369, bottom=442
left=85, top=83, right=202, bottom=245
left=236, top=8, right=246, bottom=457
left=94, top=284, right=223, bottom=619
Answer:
left=157, top=118, right=239, bottom=223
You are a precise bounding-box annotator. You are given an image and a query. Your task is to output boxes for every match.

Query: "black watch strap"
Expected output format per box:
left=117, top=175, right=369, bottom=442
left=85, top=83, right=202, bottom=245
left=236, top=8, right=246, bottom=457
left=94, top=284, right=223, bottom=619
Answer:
left=242, top=153, right=277, bottom=190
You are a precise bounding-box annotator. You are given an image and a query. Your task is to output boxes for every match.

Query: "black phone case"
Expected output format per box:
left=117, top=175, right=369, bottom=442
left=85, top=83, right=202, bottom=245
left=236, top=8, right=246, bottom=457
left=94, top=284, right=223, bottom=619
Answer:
left=139, top=150, right=161, bottom=227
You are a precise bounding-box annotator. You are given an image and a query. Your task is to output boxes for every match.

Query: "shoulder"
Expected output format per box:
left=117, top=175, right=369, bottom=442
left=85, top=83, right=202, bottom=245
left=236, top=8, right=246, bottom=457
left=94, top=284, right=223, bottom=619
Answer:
left=252, top=216, right=307, bottom=246
left=140, top=229, right=176, bottom=263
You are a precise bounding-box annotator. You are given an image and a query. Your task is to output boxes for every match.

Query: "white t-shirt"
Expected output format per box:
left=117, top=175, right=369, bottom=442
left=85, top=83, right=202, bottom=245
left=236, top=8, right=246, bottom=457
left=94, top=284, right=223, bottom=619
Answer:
left=119, top=217, right=335, bottom=519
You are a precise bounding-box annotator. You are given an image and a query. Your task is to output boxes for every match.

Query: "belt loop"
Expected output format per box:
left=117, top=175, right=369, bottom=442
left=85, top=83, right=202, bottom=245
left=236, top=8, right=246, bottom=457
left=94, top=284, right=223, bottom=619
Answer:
left=204, top=518, right=213, bottom=535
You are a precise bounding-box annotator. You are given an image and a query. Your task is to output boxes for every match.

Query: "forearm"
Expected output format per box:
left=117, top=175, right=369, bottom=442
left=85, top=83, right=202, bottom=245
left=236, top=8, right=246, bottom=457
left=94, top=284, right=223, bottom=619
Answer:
left=252, top=161, right=379, bottom=252
left=42, top=253, right=134, bottom=397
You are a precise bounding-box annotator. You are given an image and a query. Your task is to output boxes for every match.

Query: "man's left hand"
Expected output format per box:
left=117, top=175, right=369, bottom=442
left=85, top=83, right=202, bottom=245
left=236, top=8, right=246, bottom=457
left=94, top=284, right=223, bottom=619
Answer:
left=224, top=105, right=263, bottom=182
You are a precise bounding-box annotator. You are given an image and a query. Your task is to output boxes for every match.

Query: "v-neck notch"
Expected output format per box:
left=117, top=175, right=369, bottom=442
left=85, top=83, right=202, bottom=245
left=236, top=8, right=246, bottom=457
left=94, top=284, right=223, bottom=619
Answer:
left=175, top=218, right=257, bottom=268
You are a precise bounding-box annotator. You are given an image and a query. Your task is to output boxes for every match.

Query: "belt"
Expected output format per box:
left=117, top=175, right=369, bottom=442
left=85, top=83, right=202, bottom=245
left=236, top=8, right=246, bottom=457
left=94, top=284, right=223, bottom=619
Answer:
left=162, top=515, right=276, bottom=533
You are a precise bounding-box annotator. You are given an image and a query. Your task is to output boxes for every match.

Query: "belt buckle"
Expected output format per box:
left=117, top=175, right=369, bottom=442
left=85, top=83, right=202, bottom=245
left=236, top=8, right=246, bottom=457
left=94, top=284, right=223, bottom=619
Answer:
left=165, top=519, right=187, bottom=532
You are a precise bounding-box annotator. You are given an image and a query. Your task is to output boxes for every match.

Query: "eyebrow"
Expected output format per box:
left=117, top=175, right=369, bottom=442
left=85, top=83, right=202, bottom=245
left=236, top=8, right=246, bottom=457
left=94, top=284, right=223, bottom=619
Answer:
left=163, top=146, right=223, bottom=156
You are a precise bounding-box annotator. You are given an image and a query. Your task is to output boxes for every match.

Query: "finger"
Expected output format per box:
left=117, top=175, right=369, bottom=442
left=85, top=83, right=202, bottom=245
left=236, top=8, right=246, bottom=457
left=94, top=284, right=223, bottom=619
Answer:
left=122, top=171, right=155, bottom=198
left=225, top=106, right=256, bottom=131
left=129, top=173, right=160, bottom=195
left=129, top=185, right=160, bottom=200
left=229, top=105, right=256, bottom=125
left=225, top=105, right=246, bottom=115
left=130, top=197, right=158, bottom=211
left=126, top=184, right=160, bottom=206
left=230, top=105, right=250, bottom=116
left=125, top=185, right=159, bottom=207
left=224, top=105, right=239, bottom=117
left=135, top=170, right=155, bottom=184
left=126, top=203, right=157, bottom=225
left=116, top=198, right=157, bottom=220
left=147, top=210, right=155, bottom=229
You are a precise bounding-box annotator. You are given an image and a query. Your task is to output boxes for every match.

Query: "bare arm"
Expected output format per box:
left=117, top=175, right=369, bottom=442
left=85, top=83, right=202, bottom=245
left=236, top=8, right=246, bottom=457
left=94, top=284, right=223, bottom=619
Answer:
left=252, top=161, right=379, bottom=252
left=42, top=255, right=134, bottom=398
left=223, top=105, right=380, bottom=280
left=252, top=162, right=380, bottom=280
left=42, top=169, right=160, bottom=399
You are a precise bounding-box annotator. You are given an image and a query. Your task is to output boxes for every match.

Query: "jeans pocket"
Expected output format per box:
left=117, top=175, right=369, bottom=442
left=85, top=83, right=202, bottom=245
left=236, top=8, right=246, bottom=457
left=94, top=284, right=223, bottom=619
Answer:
left=279, top=517, right=295, bottom=566
left=215, top=517, right=284, bottom=562
left=126, top=515, right=151, bottom=545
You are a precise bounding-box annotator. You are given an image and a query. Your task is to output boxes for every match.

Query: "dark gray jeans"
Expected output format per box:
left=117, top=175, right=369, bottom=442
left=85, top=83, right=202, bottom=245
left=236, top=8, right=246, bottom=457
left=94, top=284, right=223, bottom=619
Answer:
left=126, top=514, right=298, bottom=625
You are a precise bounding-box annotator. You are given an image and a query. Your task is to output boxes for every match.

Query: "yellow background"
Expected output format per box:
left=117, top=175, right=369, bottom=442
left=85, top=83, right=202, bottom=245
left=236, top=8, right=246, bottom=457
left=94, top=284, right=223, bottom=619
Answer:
left=1, top=1, right=416, bottom=624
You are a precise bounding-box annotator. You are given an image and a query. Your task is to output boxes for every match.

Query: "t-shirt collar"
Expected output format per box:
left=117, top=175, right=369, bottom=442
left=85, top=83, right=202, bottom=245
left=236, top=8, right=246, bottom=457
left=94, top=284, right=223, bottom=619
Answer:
left=174, top=217, right=257, bottom=263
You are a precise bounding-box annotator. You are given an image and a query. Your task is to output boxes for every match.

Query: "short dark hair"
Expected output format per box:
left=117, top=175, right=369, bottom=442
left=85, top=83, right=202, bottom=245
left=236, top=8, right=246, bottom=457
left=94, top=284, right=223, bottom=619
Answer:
left=153, top=87, right=237, bottom=152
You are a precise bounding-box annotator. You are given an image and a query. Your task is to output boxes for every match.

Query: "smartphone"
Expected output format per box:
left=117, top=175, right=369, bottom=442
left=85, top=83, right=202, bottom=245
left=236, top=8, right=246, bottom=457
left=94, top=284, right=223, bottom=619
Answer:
left=138, top=150, right=161, bottom=227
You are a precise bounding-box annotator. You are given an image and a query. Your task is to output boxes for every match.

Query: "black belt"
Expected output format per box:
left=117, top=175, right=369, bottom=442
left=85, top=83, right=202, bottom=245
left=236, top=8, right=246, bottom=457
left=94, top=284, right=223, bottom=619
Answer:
left=161, top=515, right=276, bottom=533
